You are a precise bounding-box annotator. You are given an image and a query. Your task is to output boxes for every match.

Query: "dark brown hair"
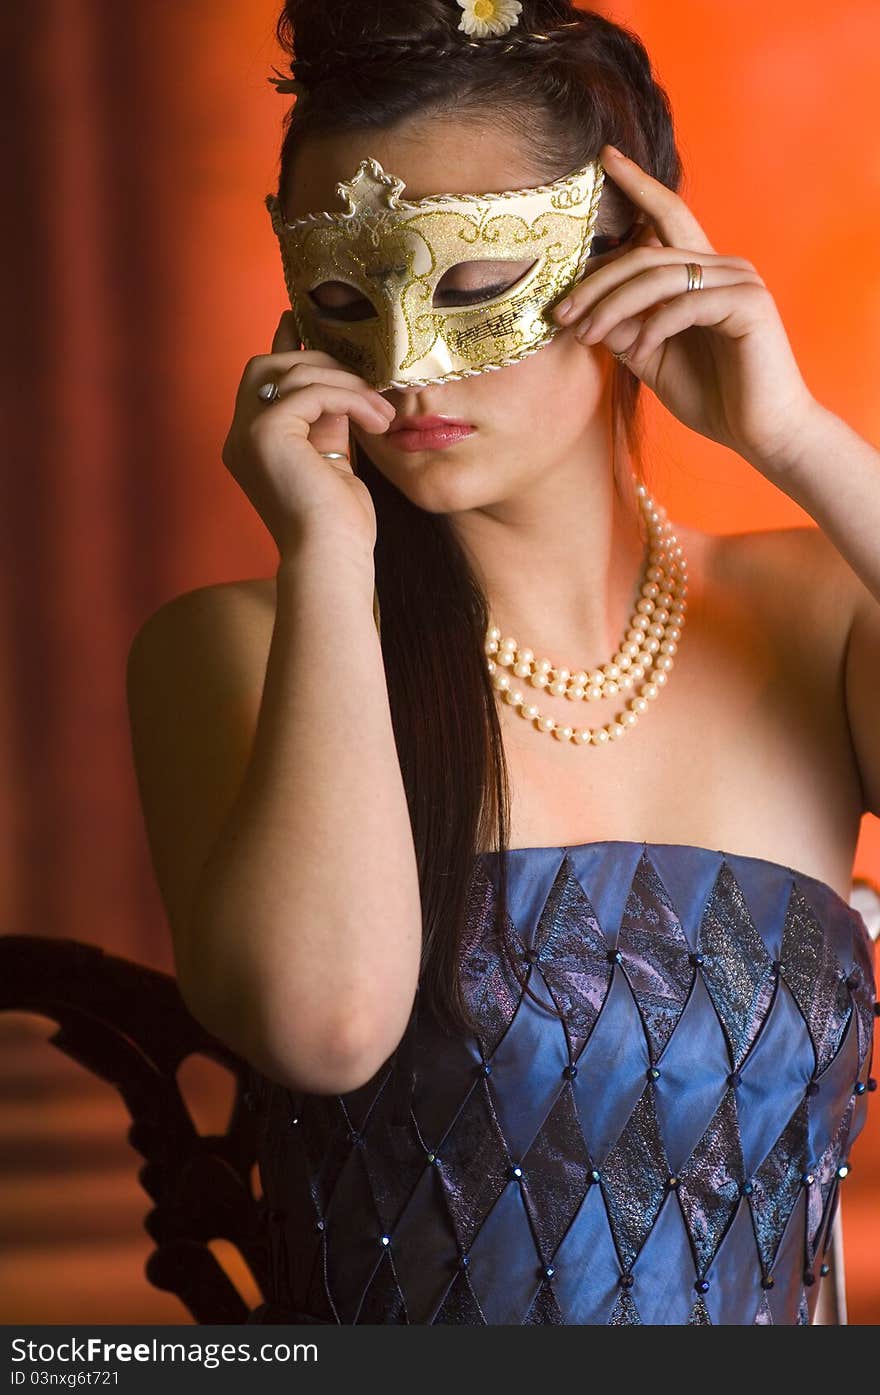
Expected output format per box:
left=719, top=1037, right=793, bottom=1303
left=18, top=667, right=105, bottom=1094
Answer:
left=268, top=1, right=683, bottom=1039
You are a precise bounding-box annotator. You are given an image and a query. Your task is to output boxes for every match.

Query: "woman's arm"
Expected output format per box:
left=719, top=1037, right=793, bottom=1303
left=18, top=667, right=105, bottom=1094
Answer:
left=127, top=535, right=422, bottom=1095
left=764, top=403, right=880, bottom=820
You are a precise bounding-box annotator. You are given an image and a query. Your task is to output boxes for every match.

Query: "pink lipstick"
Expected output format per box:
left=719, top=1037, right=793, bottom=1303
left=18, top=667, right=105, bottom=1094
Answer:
left=386, top=414, right=476, bottom=452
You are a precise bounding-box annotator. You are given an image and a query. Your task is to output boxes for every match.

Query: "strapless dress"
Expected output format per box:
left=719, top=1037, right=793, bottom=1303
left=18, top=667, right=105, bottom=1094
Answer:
left=244, top=839, right=877, bottom=1325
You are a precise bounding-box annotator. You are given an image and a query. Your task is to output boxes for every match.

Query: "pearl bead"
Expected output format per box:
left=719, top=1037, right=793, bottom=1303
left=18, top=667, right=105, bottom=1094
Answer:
left=483, top=472, right=686, bottom=752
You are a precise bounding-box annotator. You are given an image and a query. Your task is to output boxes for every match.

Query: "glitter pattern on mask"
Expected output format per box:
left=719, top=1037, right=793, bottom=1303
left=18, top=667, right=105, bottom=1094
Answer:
left=246, top=840, right=876, bottom=1325
left=264, top=155, right=605, bottom=390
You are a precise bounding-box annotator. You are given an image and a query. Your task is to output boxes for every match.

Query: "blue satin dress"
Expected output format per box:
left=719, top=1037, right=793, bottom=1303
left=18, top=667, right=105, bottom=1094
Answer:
left=245, top=840, right=877, bottom=1325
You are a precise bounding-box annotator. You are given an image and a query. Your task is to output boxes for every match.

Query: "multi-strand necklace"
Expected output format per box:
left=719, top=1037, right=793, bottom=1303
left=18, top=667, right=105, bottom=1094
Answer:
left=484, top=479, right=688, bottom=746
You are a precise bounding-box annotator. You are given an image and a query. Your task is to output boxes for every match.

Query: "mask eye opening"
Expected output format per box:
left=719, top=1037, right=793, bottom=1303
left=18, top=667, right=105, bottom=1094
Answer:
left=432, top=258, right=539, bottom=310
left=306, top=281, right=379, bottom=322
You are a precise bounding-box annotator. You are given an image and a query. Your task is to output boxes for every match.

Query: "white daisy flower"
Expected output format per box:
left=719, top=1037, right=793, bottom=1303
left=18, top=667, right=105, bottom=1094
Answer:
left=456, top=0, right=524, bottom=40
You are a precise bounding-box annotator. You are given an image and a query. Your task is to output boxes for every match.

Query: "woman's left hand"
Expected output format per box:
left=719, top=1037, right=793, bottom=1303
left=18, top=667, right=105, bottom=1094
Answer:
left=554, top=143, right=823, bottom=478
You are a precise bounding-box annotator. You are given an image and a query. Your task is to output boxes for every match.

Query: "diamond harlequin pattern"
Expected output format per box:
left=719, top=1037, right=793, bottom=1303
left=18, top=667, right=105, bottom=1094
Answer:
left=248, top=841, right=876, bottom=1325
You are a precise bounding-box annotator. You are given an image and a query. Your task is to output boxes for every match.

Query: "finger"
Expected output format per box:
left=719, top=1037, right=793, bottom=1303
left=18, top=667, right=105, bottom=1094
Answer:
left=247, top=345, right=360, bottom=380
left=555, top=247, right=756, bottom=327
left=573, top=264, right=764, bottom=346
left=273, top=362, right=393, bottom=418
left=600, top=145, right=716, bottom=255
left=271, top=310, right=301, bottom=354
left=257, top=383, right=394, bottom=439
left=243, top=346, right=379, bottom=402
left=602, top=283, right=772, bottom=375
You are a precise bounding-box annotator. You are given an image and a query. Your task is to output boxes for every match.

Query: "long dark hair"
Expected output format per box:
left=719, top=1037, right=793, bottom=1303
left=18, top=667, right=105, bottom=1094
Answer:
left=268, top=0, right=683, bottom=1038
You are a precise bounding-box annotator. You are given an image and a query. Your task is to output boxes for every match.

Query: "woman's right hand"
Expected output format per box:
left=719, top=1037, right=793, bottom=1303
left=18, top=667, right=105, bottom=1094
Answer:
left=221, top=311, right=397, bottom=559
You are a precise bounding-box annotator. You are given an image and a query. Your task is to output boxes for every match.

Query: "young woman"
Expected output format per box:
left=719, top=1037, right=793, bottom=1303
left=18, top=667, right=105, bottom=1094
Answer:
left=126, top=1, right=878, bottom=1325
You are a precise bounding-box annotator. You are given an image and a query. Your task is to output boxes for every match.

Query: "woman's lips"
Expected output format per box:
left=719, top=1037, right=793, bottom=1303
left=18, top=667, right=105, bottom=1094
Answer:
left=386, top=416, right=476, bottom=452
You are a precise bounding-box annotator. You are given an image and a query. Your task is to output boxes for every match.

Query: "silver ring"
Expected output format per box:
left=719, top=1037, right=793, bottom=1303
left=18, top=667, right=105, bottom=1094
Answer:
left=319, top=451, right=349, bottom=461
left=685, top=262, right=704, bottom=292
left=257, top=380, right=280, bottom=403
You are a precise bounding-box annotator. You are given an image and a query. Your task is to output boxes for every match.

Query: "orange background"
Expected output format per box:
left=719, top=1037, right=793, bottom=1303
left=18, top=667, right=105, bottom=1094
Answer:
left=1, top=0, right=877, bottom=1323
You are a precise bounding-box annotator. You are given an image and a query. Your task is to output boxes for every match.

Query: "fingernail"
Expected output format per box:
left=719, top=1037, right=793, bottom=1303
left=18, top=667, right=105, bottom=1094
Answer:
left=556, top=298, right=575, bottom=321
left=576, top=316, right=593, bottom=339
left=605, top=145, right=628, bottom=161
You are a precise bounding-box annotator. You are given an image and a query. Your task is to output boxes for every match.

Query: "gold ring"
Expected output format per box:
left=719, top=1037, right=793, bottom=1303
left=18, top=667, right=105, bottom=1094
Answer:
left=685, top=262, right=704, bottom=292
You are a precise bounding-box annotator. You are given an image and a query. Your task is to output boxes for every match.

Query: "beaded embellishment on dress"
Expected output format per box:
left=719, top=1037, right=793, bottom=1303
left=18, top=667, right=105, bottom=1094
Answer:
left=247, top=840, right=876, bottom=1325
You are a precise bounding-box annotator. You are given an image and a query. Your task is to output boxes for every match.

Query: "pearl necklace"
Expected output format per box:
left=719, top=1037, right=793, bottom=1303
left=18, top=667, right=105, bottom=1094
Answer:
left=484, top=480, right=688, bottom=746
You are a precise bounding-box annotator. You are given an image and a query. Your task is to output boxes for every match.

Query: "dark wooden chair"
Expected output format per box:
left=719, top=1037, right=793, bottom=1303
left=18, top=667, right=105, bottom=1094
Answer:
left=0, top=934, right=268, bottom=1324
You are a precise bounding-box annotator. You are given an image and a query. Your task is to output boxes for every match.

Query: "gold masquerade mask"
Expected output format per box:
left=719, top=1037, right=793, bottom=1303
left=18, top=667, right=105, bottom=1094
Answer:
left=264, top=155, right=606, bottom=391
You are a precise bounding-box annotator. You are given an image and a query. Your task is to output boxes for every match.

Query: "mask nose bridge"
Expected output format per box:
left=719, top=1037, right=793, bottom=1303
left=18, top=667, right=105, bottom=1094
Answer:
left=363, top=264, right=420, bottom=378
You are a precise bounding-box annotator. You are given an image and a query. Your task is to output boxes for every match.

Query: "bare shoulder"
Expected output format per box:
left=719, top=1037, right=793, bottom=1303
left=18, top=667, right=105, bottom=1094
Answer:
left=129, top=575, right=277, bottom=683
left=704, top=521, right=858, bottom=659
